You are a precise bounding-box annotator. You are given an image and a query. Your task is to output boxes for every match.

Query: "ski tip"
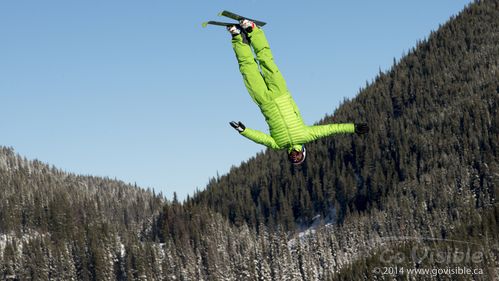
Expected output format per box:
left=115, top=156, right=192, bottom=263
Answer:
left=201, top=22, right=208, bottom=28
left=217, top=11, right=224, bottom=17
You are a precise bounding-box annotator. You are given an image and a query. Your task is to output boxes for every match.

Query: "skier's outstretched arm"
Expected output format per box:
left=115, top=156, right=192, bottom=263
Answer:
left=307, top=123, right=368, bottom=141
left=230, top=121, right=280, bottom=150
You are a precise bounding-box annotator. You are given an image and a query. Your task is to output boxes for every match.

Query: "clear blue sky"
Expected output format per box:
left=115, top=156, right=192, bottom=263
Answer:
left=1, top=0, right=472, bottom=200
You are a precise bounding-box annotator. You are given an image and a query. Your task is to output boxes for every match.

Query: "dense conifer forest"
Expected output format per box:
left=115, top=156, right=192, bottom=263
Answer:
left=1, top=0, right=498, bottom=280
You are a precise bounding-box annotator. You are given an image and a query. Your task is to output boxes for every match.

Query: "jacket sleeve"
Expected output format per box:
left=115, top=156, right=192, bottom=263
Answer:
left=306, top=123, right=355, bottom=142
left=240, top=128, right=280, bottom=150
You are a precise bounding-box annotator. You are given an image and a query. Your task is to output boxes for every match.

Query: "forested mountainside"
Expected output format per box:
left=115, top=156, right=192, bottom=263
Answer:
left=0, top=147, right=164, bottom=236
left=0, top=147, right=169, bottom=279
left=1, top=0, right=498, bottom=280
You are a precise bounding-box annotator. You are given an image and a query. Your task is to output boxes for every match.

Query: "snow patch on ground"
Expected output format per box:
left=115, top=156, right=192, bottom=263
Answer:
left=0, top=231, right=46, bottom=259
left=120, top=242, right=126, bottom=258
left=0, top=234, right=8, bottom=258
left=289, top=208, right=337, bottom=247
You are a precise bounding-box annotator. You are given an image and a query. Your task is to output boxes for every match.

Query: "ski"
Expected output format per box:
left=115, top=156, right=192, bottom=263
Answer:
left=202, top=21, right=239, bottom=28
left=218, top=10, right=267, bottom=27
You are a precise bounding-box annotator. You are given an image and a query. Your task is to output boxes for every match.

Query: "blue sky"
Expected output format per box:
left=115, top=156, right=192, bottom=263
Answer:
left=0, top=0, right=472, bottom=200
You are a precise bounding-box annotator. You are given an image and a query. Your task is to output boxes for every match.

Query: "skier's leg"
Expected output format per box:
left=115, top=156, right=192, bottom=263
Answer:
left=247, top=27, right=288, bottom=95
left=232, top=34, right=269, bottom=105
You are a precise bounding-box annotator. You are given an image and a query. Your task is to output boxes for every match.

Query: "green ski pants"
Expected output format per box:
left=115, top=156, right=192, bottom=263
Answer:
left=232, top=28, right=288, bottom=106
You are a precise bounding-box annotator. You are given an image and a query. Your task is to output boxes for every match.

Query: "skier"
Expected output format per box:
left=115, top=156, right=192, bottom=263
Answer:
left=227, top=20, right=369, bottom=165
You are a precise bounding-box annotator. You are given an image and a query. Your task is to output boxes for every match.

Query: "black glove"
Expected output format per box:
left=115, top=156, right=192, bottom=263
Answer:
left=355, top=123, right=369, bottom=135
left=230, top=121, right=246, bottom=133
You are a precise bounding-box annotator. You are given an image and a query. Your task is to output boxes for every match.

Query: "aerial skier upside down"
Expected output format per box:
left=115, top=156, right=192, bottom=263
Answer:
left=227, top=20, right=369, bottom=165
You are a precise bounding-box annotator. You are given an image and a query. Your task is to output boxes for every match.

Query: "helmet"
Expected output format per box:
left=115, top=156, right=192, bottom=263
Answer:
left=288, top=145, right=307, bottom=165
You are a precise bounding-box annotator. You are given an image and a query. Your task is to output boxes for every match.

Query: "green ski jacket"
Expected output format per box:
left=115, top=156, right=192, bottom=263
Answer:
left=232, top=27, right=355, bottom=152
